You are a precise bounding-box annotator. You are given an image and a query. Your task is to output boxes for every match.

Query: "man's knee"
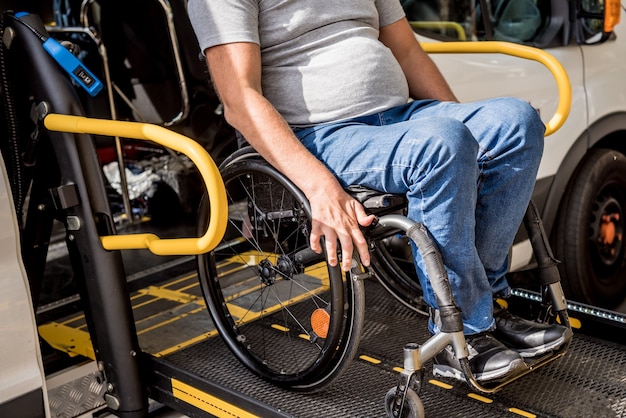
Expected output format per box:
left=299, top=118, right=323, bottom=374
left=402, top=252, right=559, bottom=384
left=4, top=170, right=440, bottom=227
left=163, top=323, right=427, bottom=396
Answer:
left=404, top=118, right=478, bottom=169
left=494, top=97, right=545, bottom=137
left=485, top=97, right=544, bottom=160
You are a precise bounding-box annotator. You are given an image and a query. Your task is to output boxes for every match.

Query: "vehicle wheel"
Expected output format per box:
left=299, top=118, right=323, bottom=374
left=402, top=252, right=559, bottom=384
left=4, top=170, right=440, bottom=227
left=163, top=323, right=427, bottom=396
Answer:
left=384, top=387, right=425, bottom=418
left=554, top=148, right=626, bottom=307
left=197, top=150, right=365, bottom=391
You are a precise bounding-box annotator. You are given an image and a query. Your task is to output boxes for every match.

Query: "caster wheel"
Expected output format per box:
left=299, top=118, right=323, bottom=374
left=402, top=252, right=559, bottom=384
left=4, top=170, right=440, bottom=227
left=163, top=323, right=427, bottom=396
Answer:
left=385, top=387, right=425, bottom=418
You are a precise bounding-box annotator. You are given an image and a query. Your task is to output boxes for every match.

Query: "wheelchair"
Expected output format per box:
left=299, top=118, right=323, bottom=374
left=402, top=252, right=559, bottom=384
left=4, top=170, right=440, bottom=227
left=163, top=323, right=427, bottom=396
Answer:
left=194, top=43, right=574, bottom=418
left=195, top=143, right=573, bottom=415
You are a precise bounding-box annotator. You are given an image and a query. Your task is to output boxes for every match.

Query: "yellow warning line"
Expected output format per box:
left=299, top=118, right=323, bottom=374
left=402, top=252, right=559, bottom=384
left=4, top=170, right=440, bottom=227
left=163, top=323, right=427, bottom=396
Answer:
left=138, top=286, right=198, bottom=304
left=227, top=284, right=325, bottom=328
left=222, top=278, right=267, bottom=303
left=162, top=272, right=197, bottom=289
left=509, top=408, right=537, bottom=417
left=155, top=330, right=220, bottom=357
left=468, top=393, right=493, bottom=403
left=428, top=379, right=453, bottom=390
left=60, top=312, right=89, bottom=327
left=171, top=378, right=260, bottom=418
left=271, top=324, right=290, bottom=332
left=137, top=306, right=206, bottom=336
left=178, top=281, right=201, bottom=293
left=217, top=261, right=253, bottom=279
left=359, top=355, right=381, bottom=365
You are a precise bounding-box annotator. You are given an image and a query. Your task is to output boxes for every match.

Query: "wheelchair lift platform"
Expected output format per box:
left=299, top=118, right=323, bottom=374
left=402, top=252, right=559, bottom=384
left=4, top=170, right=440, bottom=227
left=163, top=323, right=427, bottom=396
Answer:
left=40, top=254, right=626, bottom=418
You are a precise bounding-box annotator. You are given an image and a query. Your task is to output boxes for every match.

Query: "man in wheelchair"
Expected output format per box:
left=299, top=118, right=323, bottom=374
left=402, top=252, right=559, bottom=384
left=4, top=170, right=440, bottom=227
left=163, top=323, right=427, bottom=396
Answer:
left=189, top=0, right=571, bottom=384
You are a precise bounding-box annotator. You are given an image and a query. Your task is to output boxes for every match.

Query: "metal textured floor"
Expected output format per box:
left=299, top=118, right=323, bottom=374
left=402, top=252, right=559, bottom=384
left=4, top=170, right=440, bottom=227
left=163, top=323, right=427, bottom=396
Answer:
left=159, top=276, right=626, bottom=418
left=42, top=259, right=626, bottom=418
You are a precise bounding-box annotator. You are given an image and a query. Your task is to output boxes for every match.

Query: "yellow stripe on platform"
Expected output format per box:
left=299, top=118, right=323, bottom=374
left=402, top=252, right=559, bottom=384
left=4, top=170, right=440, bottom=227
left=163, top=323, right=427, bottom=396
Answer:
left=509, top=407, right=537, bottom=418
left=359, top=355, right=381, bottom=364
left=138, top=286, right=198, bottom=304
left=428, top=379, right=453, bottom=390
left=155, top=330, right=220, bottom=357
left=172, top=378, right=260, bottom=418
left=137, top=306, right=206, bottom=336
left=468, top=393, right=493, bottom=404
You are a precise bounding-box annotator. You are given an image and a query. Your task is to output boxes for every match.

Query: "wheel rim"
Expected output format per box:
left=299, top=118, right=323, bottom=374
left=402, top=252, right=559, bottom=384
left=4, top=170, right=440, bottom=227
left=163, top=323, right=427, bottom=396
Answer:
left=589, top=182, right=625, bottom=277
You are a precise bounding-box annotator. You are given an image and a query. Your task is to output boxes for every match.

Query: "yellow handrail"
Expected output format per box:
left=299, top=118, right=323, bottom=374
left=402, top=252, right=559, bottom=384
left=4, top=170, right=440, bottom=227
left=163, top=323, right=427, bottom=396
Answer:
left=44, top=114, right=228, bottom=255
left=422, top=41, right=571, bottom=136
left=410, top=21, right=467, bottom=41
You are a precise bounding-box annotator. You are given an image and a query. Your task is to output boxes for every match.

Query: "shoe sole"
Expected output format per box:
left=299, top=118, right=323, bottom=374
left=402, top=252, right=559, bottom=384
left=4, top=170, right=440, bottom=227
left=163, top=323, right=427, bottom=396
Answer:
left=510, top=328, right=574, bottom=358
left=433, top=357, right=527, bottom=383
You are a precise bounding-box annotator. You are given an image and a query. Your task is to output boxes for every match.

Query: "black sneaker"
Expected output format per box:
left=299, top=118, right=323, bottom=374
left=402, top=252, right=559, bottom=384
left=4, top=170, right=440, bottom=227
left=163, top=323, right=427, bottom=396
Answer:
left=433, top=333, right=527, bottom=383
left=493, top=302, right=573, bottom=358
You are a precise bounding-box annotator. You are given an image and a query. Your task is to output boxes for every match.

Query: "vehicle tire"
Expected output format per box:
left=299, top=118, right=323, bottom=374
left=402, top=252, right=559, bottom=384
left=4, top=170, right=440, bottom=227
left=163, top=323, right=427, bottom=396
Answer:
left=554, top=148, right=626, bottom=307
left=384, top=387, right=425, bottom=418
left=197, top=150, right=365, bottom=391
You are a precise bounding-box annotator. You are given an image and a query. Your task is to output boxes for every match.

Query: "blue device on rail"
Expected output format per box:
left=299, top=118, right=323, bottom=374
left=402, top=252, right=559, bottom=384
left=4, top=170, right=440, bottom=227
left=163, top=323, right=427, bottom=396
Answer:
left=14, top=11, right=103, bottom=97
left=41, top=37, right=103, bottom=97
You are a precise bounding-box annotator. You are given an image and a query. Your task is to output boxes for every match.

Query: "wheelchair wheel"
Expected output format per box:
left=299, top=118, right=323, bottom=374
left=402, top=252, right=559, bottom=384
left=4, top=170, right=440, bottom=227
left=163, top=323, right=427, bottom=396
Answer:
left=384, top=387, right=425, bottom=418
left=197, top=152, right=365, bottom=391
left=370, top=234, right=426, bottom=315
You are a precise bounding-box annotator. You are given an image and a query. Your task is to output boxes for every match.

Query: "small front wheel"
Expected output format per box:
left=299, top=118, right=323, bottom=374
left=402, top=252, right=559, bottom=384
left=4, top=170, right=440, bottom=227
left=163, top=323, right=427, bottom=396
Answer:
left=385, top=387, right=425, bottom=418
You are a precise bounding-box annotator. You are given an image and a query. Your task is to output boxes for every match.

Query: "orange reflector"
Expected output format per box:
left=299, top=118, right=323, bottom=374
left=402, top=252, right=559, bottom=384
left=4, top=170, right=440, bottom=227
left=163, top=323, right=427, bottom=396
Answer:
left=311, top=308, right=330, bottom=338
left=605, top=0, right=621, bottom=33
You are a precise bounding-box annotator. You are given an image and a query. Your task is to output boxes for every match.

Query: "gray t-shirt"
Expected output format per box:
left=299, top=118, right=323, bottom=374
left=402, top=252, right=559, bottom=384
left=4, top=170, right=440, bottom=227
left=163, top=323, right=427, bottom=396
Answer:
left=188, top=0, right=409, bottom=126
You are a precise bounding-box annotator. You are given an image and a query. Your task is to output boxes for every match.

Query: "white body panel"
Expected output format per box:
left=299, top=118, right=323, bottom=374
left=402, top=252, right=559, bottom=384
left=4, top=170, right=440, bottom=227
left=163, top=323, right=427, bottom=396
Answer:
left=420, top=6, right=626, bottom=268
left=0, top=156, right=49, bottom=415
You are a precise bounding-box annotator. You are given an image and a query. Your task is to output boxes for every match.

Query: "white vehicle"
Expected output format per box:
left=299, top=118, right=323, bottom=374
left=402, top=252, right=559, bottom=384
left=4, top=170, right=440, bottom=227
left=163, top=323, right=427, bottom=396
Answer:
left=406, top=0, right=626, bottom=309
left=1, top=1, right=625, bottom=417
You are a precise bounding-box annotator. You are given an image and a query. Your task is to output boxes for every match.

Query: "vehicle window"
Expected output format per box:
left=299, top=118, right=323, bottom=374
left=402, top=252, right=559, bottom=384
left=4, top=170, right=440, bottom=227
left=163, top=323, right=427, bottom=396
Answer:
left=579, top=0, right=606, bottom=41
left=402, top=0, right=548, bottom=44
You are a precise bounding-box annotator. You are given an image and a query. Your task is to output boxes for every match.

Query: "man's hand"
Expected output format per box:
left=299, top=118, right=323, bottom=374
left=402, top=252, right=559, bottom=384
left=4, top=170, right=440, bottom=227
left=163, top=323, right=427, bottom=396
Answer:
left=308, top=187, right=376, bottom=272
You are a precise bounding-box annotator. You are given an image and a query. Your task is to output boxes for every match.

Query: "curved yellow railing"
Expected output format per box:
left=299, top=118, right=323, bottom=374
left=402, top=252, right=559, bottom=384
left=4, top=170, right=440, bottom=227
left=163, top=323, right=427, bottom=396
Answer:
left=422, top=41, right=572, bottom=136
left=44, top=114, right=228, bottom=255
left=410, top=21, right=467, bottom=41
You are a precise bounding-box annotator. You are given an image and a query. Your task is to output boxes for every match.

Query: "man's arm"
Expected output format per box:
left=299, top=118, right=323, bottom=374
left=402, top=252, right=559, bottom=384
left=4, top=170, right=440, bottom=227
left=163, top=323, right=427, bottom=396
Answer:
left=379, top=18, right=458, bottom=102
left=204, top=42, right=374, bottom=270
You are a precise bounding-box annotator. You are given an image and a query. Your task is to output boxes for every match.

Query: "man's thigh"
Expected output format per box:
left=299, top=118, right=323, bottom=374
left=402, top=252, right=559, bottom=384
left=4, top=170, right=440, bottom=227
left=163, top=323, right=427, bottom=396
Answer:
left=294, top=103, right=480, bottom=194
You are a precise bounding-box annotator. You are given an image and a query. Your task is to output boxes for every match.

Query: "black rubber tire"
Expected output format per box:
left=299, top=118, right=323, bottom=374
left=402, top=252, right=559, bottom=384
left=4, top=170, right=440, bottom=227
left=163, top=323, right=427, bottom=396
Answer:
left=554, top=148, right=626, bottom=307
left=384, top=387, right=425, bottom=418
left=197, top=152, right=365, bottom=391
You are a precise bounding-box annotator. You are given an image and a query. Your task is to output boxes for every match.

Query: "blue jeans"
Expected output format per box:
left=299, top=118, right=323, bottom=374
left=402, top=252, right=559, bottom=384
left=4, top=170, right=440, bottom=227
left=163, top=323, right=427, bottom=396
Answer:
left=293, top=98, right=545, bottom=334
